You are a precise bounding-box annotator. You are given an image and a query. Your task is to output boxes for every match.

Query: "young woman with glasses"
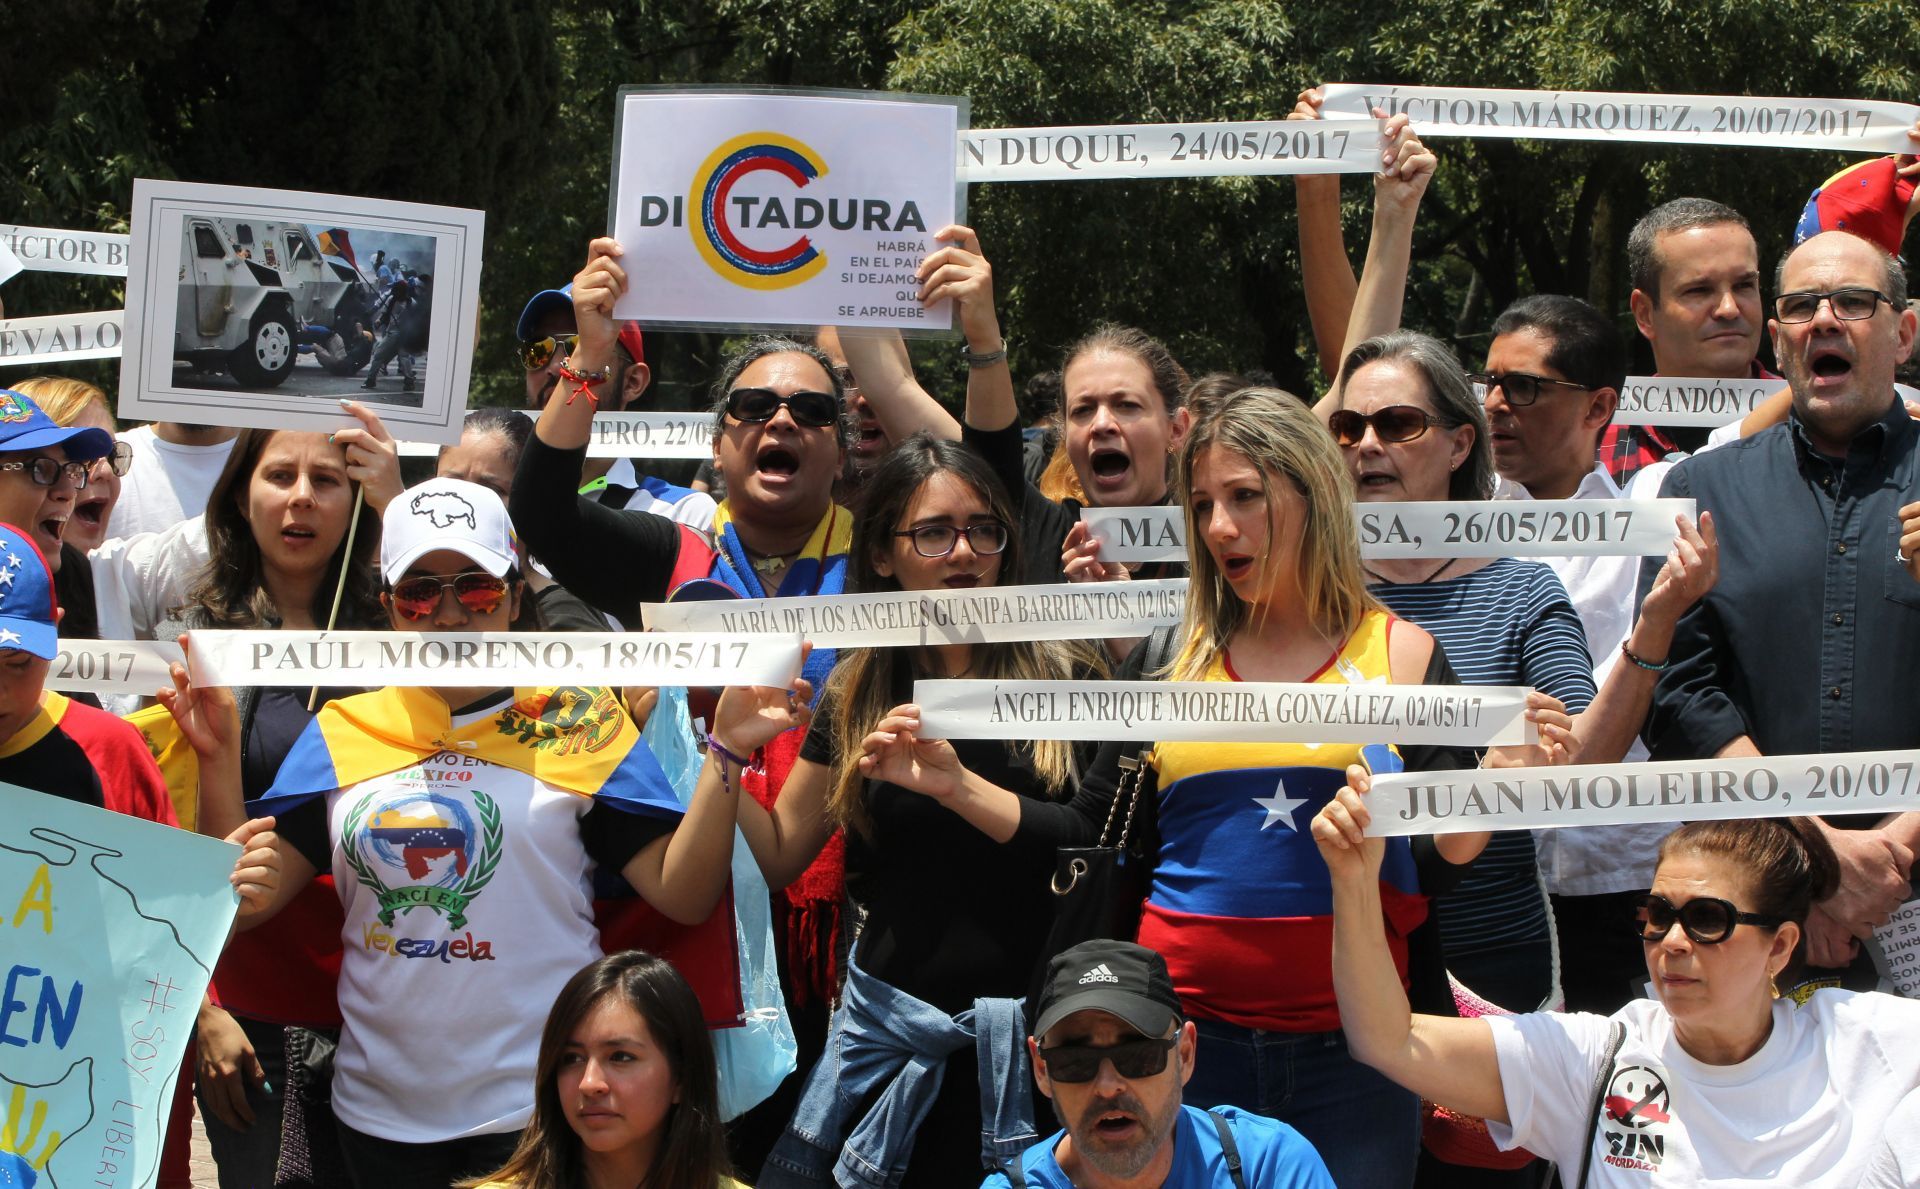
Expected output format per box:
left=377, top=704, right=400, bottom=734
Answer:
left=1317, top=801, right=1920, bottom=1187
left=708, top=433, right=1106, bottom=1186
left=171, top=477, right=741, bottom=1189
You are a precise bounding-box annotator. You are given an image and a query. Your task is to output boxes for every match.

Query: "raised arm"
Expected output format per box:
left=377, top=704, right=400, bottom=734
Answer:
left=708, top=676, right=838, bottom=890
left=834, top=329, right=960, bottom=442
left=921, top=224, right=1018, bottom=433
left=1312, top=769, right=1509, bottom=1122
left=1291, top=87, right=1359, bottom=379
left=1576, top=512, right=1716, bottom=762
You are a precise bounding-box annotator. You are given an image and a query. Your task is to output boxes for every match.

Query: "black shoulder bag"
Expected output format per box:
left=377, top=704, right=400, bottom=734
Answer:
left=1576, top=1020, right=1629, bottom=1189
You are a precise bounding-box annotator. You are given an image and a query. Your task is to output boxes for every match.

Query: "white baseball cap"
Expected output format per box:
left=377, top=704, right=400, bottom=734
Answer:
left=381, top=477, right=517, bottom=583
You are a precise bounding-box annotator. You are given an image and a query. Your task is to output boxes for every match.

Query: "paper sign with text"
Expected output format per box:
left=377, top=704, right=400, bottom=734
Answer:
left=185, top=630, right=803, bottom=689
left=0, top=311, right=124, bottom=368
left=914, top=679, right=1534, bottom=746
left=0, top=225, right=131, bottom=277
left=1366, top=750, right=1920, bottom=836
left=958, top=119, right=1382, bottom=182
left=1321, top=85, right=1920, bottom=153
left=398, top=411, right=714, bottom=460
left=0, top=785, right=239, bottom=1188
left=1870, top=898, right=1920, bottom=999
left=610, top=88, right=963, bottom=333
left=44, top=640, right=183, bottom=697
left=642, top=579, right=1186, bottom=647
left=1084, top=500, right=1695, bottom=563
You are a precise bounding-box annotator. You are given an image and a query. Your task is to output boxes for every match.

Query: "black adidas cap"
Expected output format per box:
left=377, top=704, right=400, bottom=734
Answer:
left=1032, top=939, right=1182, bottom=1041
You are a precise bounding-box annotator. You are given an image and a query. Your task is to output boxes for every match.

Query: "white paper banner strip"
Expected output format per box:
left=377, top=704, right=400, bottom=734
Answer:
left=0, top=225, right=132, bottom=276
left=185, top=630, right=803, bottom=689
left=641, top=578, right=1187, bottom=647
left=1321, top=84, right=1920, bottom=154
left=1367, top=750, right=1920, bottom=837
left=1084, top=499, right=1696, bottom=564
left=398, top=411, right=712, bottom=459
left=959, top=119, right=1384, bottom=182
left=44, top=639, right=183, bottom=696
left=0, top=310, right=125, bottom=367
left=915, top=679, right=1534, bottom=746
left=1612, top=377, right=1782, bottom=427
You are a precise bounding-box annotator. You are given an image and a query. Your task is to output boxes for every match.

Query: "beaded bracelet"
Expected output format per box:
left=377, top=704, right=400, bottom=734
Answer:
left=557, top=362, right=607, bottom=407
left=1620, top=641, right=1670, bottom=672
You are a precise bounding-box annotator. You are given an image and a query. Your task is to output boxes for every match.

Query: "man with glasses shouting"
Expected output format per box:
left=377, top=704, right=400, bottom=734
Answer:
left=516, top=282, right=714, bottom=531
left=1641, top=228, right=1920, bottom=993
left=986, top=940, right=1332, bottom=1188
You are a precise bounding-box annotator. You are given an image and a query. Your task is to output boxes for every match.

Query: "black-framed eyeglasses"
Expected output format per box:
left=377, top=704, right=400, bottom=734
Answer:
left=1040, top=1034, right=1178, bottom=1084
left=1327, top=405, right=1446, bottom=447
left=0, top=456, right=90, bottom=490
left=519, top=334, right=577, bottom=371
left=893, top=522, right=1010, bottom=558
left=1632, top=893, right=1785, bottom=945
left=99, top=441, right=133, bottom=478
left=724, top=387, right=839, bottom=430
left=1773, top=288, right=1894, bottom=324
left=1467, top=371, right=1592, bottom=407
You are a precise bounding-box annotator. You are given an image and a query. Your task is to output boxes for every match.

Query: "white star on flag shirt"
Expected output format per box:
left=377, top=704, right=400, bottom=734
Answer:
left=1251, top=779, right=1309, bottom=831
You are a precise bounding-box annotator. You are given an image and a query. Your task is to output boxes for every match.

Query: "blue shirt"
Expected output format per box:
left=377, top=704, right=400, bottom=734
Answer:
left=981, top=1104, right=1333, bottom=1189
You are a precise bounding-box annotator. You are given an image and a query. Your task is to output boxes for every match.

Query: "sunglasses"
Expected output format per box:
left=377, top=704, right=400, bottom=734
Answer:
left=519, top=334, right=578, bottom=371
left=102, top=441, right=134, bottom=478
left=893, top=521, right=1011, bottom=559
left=1632, top=893, right=1785, bottom=945
left=1327, top=405, right=1445, bottom=447
left=1040, top=1034, right=1177, bottom=1084
left=1774, top=288, right=1893, bottom=324
left=390, top=570, right=512, bottom=621
left=1467, top=371, right=1591, bottom=407
left=724, top=387, right=839, bottom=429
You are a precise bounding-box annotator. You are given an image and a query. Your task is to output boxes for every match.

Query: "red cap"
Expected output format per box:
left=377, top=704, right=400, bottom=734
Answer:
left=1795, top=156, right=1916, bottom=257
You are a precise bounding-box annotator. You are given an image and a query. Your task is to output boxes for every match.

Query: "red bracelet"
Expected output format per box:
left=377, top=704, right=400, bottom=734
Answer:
left=557, top=362, right=606, bottom=406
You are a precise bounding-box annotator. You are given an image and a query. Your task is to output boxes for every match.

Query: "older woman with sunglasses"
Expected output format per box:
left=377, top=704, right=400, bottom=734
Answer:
left=1315, top=796, right=1920, bottom=1187
left=171, top=477, right=741, bottom=1189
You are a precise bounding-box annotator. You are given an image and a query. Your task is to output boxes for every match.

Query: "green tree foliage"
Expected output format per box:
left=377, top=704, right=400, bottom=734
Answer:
left=5, top=0, right=1917, bottom=408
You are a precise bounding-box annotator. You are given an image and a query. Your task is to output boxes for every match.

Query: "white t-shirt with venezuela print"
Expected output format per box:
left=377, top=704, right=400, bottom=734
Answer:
left=1487, top=990, right=1920, bottom=1186
left=277, top=696, right=675, bottom=1144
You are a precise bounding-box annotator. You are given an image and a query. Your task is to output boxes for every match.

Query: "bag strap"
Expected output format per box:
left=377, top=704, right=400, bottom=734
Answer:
left=1207, top=1109, right=1246, bottom=1189
left=1576, top=1020, right=1628, bottom=1189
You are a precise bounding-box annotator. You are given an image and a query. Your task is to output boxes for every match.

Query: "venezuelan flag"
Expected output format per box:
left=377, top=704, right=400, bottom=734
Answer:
left=252, top=685, right=681, bottom=821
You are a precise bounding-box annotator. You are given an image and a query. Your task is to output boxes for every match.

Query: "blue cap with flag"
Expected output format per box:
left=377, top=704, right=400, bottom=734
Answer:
left=0, top=523, right=58, bottom=659
left=0, top=388, right=113, bottom=458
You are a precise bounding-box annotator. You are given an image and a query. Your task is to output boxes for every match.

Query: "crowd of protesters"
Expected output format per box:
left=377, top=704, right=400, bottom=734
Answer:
left=7, top=92, right=1920, bottom=1189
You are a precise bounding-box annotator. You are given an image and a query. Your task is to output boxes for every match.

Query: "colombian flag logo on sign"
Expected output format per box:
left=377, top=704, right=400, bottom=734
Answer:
left=689, top=132, right=831, bottom=290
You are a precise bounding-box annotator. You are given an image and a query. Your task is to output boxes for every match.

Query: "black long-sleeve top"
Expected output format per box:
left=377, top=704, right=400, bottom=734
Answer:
left=511, top=433, right=685, bottom=628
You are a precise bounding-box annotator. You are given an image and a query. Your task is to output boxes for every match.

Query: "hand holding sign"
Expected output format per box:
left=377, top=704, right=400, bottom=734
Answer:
left=1375, top=112, right=1437, bottom=211
left=1061, top=521, right=1129, bottom=584
left=856, top=703, right=965, bottom=800
left=918, top=224, right=1001, bottom=349
left=1310, top=766, right=1388, bottom=884
left=1641, top=513, right=1718, bottom=631
left=573, top=237, right=628, bottom=371
left=224, top=815, right=282, bottom=919
left=711, top=654, right=816, bottom=759
left=1484, top=691, right=1580, bottom=770
left=333, top=400, right=405, bottom=514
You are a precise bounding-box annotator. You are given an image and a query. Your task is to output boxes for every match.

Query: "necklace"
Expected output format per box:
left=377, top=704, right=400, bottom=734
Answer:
left=1364, top=557, right=1459, bottom=586
left=746, top=549, right=798, bottom=579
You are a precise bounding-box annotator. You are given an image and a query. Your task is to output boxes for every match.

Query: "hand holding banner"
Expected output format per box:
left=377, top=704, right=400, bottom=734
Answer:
left=914, top=679, right=1535, bottom=746
left=186, top=630, right=805, bottom=689
left=1321, top=84, right=1920, bottom=153
left=640, top=579, right=1186, bottom=647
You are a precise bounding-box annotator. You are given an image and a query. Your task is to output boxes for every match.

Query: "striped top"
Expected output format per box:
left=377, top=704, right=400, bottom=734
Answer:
left=1371, top=557, right=1595, bottom=1010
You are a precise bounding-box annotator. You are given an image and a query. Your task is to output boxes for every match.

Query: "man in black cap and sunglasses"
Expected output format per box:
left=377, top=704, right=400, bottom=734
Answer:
left=986, top=940, right=1331, bottom=1189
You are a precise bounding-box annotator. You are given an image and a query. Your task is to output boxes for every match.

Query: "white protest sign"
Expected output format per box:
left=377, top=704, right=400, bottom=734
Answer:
left=642, top=579, right=1187, bottom=647
left=915, top=679, right=1534, bottom=746
left=0, top=225, right=131, bottom=276
left=1870, top=898, right=1920, bottom=998
left=1365, top=750, right=1920, bottom=836
left=1321, top=84, right=1920, bottom=153
left=1357, top=499, right=1695, bottom=558
left=186, top=630, right=804, bottom=689
left=958, top=119, right=1383, bottom=182
left=610, top=88, right=962, bottom=333
left=1083, top=499, right=1694, bottom=563
left=0, top=310, right=124, bottom=367
left=1612, top=377, right=1783, bottom=427
left=45, top=639, right=184, bottom=696
left=397, top=411, right=714, bottom=460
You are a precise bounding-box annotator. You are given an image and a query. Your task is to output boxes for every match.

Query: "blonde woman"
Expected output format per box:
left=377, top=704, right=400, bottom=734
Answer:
left=711, top=433, right=1102, bottom=1186
left=11, top=376, right=128, bottom=554
left=1037, top=390, right=1575, bottom=1189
